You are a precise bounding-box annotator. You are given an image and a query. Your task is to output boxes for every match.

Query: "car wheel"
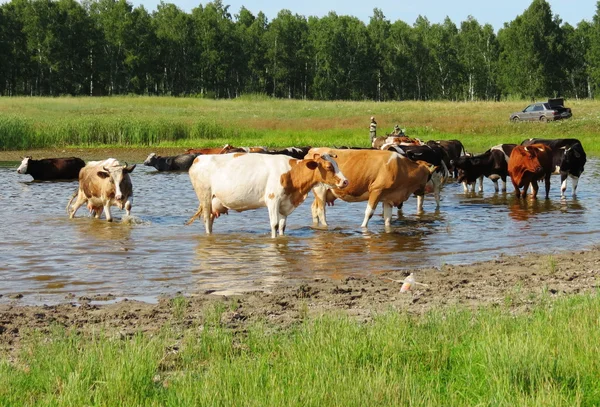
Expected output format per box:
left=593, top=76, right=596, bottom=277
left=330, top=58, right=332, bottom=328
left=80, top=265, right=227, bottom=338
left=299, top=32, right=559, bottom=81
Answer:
left=511, top=116, right=520, bottom=122
left=540, top=116, right=548, bottom=122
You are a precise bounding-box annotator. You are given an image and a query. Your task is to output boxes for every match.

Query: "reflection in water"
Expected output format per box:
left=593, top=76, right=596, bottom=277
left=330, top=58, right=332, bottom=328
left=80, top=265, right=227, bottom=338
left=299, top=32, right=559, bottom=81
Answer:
left=0, top=159, right=599, bottom=305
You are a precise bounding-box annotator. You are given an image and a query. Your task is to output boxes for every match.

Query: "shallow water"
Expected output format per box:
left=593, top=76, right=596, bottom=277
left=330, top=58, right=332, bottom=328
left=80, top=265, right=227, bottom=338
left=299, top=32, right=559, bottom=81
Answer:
left=1, top=159, right=599, bottom=305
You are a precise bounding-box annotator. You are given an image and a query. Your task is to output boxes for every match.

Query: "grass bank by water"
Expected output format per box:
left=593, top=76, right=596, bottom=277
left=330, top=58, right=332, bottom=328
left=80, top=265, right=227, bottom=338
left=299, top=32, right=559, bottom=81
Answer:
left=2, top=294, right=600, bottom=406
left=1, top=96, right=599, bottom=155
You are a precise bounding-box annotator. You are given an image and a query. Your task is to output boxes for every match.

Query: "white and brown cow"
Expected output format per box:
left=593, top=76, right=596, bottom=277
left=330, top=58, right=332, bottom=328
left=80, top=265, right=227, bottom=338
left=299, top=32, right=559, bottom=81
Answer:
left=17, top=156, right=85, bottom=181
left=66, top=158, right=136, bottom=222
left=187, top=153, right=348, bottom=238
left=306, top=148, right=437, bottom=229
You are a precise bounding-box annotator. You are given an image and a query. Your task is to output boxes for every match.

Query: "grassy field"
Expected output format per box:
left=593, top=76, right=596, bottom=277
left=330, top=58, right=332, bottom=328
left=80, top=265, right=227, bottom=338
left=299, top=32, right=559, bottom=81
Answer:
left=2, top=295, right=600, bottom=406
left=0, top=96, right=599, bottom=154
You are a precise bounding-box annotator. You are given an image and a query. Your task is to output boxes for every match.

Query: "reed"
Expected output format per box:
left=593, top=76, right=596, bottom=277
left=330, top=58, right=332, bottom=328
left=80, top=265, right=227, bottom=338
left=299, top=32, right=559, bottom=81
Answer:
left=1, top=97, right=599, bottom=154
left=2, top=294, right=600, bottom=406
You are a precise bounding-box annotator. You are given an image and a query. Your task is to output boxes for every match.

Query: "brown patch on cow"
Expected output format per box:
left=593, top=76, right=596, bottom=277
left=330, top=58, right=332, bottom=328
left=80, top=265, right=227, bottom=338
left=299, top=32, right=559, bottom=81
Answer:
left=233, top=153, right=246, bottom=158
left=268, top=193, right=275, bottom=199
left=193, top=156, right=201, bottom=164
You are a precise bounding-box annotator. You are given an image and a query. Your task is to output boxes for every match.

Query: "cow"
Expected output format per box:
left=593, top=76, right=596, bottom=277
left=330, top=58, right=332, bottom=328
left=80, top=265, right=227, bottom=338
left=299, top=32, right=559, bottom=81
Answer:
left=184, top=144, right=234, bottom=155
left=66, top=158, right=136, bottom=222
left=426, top=139, right=466, bottom=178
left=508, top=144, right=553, bottom=199
left=187, top=152, right=348, bottom=238
left=521, top=138, right=586, bottom=198
left=372, top=135, right=422, bottom=150
left=385, top=143, right=448, bottom=208
left=143, top=153, right=197, bottom=172
left=260, top=146, right=313, bottom=159
left=16, top=156, right=85, bottom=181
left=228, top=146, right=268, bottom=153
left=306, top=148, right=437, bottom=229
left=453, top=144, right=516, bottom=193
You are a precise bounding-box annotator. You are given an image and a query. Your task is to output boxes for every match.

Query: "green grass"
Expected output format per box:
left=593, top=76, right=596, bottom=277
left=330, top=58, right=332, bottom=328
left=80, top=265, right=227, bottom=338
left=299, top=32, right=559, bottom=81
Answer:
left=1, top=96, right=599, bottom=154
left=2, top=294, right=600, bottom=406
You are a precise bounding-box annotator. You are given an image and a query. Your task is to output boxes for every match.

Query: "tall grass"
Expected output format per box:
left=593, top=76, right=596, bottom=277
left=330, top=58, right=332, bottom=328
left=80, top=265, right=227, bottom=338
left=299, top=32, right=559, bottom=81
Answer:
left=1, top=97, right=600, bottom=154
left=2, top=294, right=600, bottom=406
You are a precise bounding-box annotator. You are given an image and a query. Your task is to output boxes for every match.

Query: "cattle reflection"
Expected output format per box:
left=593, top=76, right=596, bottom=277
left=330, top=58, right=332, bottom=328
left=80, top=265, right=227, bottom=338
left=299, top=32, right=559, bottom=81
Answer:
left=73, top=218, right=134, bottom=245
left=192, top=236, right=288, bottom=294
left=508, top=197, right=584, bottom=222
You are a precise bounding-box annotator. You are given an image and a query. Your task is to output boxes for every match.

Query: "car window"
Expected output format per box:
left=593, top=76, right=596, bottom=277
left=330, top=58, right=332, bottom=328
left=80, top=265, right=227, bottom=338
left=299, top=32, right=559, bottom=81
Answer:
left=533, top=104, right=543, bottom=112
left=524, top=105, right=535, bottom=112
left=542, top=103, right=551, bottom=109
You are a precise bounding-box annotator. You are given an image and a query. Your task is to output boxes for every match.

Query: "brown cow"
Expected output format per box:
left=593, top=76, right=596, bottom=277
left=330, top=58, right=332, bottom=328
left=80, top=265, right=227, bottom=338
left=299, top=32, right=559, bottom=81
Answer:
left=372, top=135, right=422, bottom=150
left=17, top=156, right=85, bottom=181
left=508, top=144, right=553, bottom=199
left=184, top=144, right=234, bottom=155
left=66, top=158, right=136, bottom=222
left=306, top=148, right=437, bottom=228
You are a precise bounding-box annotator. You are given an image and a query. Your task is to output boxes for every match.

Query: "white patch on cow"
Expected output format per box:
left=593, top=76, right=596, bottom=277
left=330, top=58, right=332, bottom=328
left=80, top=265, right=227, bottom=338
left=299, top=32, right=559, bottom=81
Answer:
left=570, top=175, right=580, bottom=197
left=560, top=178, right=568, bottom=198
left=144, top=153, right=157, bottom=165
left=16, top=157, right=30, bottom=174
left=488, top=174, right=500, bottom=181
left=553, top=165, right=561, bottom=175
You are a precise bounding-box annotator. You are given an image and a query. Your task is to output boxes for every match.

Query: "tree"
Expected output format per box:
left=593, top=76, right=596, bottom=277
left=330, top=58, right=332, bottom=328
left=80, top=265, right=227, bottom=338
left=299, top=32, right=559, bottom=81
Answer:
left=367, top=8, right=390, bottom=101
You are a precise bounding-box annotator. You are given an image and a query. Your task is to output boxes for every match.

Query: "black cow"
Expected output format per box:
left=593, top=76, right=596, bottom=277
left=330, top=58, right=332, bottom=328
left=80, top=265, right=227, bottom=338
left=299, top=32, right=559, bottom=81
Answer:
left=16, top=156, right=85, bottom=181
left=426, top=139, right=466, bottom=178
left=260, top=146, right=313, bottom=159
left=520, top=138, right=586, bottom=197
left=452, top=144, right=516, bottom=193
left=143, top=153, right=197, bottom=172
left=385, top=143, right=449, bottom=209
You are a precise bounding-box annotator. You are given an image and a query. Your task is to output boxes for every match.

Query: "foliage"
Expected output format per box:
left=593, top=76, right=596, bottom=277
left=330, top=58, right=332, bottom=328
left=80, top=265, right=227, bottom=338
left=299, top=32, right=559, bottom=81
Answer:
left=1, top=0, right=599, bottom=100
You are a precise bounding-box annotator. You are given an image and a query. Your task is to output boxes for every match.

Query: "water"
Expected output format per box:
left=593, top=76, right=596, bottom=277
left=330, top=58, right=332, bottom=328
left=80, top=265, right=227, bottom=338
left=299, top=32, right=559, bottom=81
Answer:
left=1, top=159, right=599, bottom=305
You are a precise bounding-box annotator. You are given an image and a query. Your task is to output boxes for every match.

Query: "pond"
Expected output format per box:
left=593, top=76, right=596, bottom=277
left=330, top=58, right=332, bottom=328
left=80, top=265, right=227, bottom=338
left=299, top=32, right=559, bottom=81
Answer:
left=1, top=158, right=599, bottom=305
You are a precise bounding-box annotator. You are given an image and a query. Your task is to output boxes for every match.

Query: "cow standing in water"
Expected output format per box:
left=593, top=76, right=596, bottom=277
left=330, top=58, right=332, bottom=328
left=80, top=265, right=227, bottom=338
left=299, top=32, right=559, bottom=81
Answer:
left=144, top=153, right=197, bottom=172
left=521, top=138, right=586, bottom=198
left=187, top=153, right=347, bottom=238
left=508, top=144, right=553, bottom=199
left=17, top=156, right=85, bottom=180
left=67, top=158, right=136, bottom=222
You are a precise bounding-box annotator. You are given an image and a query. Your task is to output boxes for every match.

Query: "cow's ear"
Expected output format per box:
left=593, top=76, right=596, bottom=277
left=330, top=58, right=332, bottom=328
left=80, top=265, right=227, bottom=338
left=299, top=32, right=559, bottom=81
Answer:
left=312, top=153, right=321, bottom=160
left=306, top=160, right=318, bottom=170
left=97, top=171, right=110, bottom=179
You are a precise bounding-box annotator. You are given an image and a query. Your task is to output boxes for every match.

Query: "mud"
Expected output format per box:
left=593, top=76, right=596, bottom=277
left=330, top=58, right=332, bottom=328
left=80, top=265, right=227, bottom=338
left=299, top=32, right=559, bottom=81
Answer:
left=1, top=247, right=599, bottom=355
left=0, top=147, right=188, bottom=163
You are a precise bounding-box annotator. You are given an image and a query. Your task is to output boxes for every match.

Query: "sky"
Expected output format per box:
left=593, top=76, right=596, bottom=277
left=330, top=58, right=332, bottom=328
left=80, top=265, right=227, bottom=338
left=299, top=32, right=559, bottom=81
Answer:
left=129, top=0, right=598, bottom=31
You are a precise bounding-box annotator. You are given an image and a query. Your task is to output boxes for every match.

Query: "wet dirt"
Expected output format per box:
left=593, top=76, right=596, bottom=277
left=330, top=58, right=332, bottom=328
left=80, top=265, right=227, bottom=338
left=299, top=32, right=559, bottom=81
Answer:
left=1, top=247, right=599, bottom=355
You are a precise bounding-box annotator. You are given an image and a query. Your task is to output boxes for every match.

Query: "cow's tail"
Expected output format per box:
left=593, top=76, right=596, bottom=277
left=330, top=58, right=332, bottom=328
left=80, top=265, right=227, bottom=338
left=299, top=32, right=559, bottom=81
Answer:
left=185, top=205, right=203, bottom=225
left=65, top=189, right=78, bottom=215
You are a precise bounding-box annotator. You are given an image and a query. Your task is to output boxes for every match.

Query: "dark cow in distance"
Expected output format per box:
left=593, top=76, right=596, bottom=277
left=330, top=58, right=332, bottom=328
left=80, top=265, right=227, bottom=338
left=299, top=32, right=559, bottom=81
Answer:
left=260, top=146, right=313, bottom=159
left=17, top=156, right=85, bottom=181
left=521, top=138, right=586, bottom=198
left=426, top=139, right=466, bottom=178
left=508, top=144, right=553, bottom=199
left=144, top=153, right=197, bottom=172
left=453, top=144, right=516, bottom=193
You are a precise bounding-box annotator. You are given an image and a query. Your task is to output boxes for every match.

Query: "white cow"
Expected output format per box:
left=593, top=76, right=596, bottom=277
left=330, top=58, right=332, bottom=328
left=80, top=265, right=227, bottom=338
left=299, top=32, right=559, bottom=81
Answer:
left=187, top=152, right=348, bottom=238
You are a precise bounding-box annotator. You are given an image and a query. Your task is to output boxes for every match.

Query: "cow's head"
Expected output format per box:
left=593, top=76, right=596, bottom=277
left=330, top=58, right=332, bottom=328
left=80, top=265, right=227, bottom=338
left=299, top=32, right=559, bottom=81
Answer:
left=16, top=156, right=32, bottom=174
left=562, top=143, right=586, bottom=177
left=514, top=146, right=547, bottom=176
left=97, top=163, right=136, bottom=204
left=143, top=153, right=157, bottom=166
left=307, top=153, right=348, bottom=189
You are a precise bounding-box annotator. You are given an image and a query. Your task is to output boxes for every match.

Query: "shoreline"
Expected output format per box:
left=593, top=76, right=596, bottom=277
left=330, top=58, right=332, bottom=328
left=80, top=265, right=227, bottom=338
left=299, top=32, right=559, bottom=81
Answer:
left=2, top=246, right=598, bottom=354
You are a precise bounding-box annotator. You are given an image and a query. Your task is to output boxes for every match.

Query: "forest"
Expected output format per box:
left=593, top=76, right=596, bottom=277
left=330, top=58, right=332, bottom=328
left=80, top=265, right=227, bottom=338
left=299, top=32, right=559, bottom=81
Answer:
left=0, top=0, right=599, bottom=101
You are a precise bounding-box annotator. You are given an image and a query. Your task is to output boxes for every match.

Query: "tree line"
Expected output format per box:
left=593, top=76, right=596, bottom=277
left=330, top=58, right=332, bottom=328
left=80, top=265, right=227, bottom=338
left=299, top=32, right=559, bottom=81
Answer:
left=1, top=0, right=600, bottom=100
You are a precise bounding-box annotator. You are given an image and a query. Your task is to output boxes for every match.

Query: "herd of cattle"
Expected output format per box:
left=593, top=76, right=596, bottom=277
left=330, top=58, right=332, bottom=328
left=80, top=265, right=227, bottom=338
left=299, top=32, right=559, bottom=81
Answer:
left=15, top=135, right=587, bottom=238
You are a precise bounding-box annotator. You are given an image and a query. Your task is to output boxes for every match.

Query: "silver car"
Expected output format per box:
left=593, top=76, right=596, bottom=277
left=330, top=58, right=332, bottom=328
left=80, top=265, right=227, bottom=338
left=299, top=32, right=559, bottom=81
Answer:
left=510, top=98, right=572, bottom=122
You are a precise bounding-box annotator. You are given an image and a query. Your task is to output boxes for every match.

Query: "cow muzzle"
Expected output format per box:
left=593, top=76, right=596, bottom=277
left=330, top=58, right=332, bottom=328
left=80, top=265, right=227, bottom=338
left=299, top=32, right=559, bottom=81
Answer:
left=336, top=178, right=349, bottom=189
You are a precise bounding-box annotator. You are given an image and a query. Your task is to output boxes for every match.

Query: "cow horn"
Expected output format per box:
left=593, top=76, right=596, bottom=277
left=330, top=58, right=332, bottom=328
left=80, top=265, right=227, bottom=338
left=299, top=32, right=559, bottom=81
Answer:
left=537, top=147, right=544, bottom=152
left=524, top=147, right=528, bottom=152
left=103, top=166, right=109, bottom=172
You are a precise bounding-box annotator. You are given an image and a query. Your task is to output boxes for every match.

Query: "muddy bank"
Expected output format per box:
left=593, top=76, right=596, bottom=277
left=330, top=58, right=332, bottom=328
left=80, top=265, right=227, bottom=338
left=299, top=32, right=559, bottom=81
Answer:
left=1, top=248, right=599, bottom=354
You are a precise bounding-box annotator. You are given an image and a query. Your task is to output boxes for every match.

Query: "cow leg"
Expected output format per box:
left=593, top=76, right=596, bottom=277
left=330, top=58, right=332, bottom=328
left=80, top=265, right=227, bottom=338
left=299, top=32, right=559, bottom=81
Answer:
left=68, top=192, right=87, bottom=219
left=267, top=201, right=281, bottom=238
left=462, top=181, right=468, bottom=193
left=470, top=182, right=475, bottom=193
left=431, top=173, right=442, bottom=209
left=529, top=182, right=538, bottom=199
left=361, top=193, right=382, bottom=228
left=278, top=216, right=287, bottom=236
left=501, top=176, right=507, bottom=192
left=382, top=202, right=393, bottom=227
left=545, top=175, right=551, bottom=199
left=512, top=180, right=521, bottom=198
left=478, top=176, right=484, bottom=193
left=570, top=175, right=580, bottom=197
left=103, top=204, right=113, bottom=222
left=560, top=172, right=568, bottom=198
left=416, top=194, right=424, bottom=213
left=311, top=186, right=328, bottom=226
left=124, top=198, right=132, bottom=216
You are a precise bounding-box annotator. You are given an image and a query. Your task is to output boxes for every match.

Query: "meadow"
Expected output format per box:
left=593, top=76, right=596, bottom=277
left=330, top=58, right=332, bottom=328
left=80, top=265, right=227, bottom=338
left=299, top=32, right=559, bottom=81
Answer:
left=2, top=294, right=600, bottom=406
left=0, top=96, right=599, bottom=154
